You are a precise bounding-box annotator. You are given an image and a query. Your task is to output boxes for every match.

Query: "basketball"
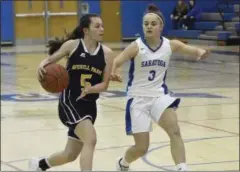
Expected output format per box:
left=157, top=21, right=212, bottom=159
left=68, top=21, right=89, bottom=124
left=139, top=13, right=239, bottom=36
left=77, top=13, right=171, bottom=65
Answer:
left=39, top=63, right=69, bottom=93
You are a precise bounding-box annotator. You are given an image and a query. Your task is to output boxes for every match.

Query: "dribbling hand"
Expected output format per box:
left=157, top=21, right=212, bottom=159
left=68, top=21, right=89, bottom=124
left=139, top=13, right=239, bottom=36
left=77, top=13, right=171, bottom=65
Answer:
left=37, top=61, right=50, bottom=82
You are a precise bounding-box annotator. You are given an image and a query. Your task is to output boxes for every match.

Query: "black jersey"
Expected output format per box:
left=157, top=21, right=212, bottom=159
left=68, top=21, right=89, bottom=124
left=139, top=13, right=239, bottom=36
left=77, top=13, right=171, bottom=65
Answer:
left=64, top=39, right=106, bottom=101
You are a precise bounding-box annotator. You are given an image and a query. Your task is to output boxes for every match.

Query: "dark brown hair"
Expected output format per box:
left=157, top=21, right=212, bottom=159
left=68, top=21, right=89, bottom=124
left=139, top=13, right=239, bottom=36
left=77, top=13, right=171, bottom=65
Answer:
left=46, top=13, right=99, bottom=55
left=144, top=4, right=165, bottom=25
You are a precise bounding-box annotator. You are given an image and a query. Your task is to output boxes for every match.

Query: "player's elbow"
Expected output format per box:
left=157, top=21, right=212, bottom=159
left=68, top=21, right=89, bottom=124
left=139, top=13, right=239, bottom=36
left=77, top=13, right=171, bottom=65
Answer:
left=102, top=82, right=109, bottom=91
left=113, top=58, right=122, bottom=69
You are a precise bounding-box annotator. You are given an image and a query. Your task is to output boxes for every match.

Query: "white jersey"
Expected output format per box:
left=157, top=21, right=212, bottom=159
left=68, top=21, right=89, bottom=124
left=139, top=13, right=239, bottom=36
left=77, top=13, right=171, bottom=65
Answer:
left=126, top=37, right=172, bottom=97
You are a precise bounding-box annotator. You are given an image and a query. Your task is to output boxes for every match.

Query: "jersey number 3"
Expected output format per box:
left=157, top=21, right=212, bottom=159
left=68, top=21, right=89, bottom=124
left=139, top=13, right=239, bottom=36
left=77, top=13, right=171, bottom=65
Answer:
left=148, top=70, right=156, bottom=81
left=81, top=74, right=92, bottom=89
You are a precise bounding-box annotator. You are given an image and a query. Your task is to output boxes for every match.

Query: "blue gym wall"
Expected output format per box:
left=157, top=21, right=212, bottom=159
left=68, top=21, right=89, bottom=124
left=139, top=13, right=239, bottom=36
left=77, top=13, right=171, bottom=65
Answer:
left=82, top=1, right=101, bottom=15
left=1, top=0, right=14, bottom=43
left=120, top=1, right=177, bottom=37
left=2, top=0, right=231, bottom=43
left=120, top=0, right=220, bottom=38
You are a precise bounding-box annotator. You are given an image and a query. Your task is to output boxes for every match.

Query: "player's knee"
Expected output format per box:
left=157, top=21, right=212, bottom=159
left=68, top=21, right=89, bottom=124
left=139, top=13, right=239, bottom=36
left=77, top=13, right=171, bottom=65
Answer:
left=84, top=136, right=97, bottom=147
left=167, top=124, right=181, bottom=139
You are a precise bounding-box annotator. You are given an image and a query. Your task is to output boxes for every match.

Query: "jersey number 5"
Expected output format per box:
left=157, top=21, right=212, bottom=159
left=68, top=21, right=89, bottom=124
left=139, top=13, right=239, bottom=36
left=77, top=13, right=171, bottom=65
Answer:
left=81, top=74, right=92, bottom=89
left=148, top=70, right=156, bottom=81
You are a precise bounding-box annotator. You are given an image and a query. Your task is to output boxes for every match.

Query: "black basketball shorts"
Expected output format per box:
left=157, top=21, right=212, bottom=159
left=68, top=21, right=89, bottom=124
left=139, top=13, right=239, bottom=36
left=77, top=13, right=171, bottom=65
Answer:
left=58, top=90, right=97, bottom=141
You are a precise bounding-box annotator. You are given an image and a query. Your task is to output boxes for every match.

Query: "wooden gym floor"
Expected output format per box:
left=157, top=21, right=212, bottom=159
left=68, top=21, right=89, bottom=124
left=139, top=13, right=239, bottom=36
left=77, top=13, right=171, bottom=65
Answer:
left=1, top=43, right=239, bottom=171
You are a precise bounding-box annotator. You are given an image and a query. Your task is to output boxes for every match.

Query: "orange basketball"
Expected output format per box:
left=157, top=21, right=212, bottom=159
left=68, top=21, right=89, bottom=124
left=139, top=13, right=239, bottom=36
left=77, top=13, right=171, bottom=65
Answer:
left=39, top=63, right=69, bottom=93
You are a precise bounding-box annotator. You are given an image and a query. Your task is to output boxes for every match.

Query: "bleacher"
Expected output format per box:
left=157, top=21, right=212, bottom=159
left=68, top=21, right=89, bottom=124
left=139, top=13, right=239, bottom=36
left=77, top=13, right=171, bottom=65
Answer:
left=167, top=0, right=240, bottom=45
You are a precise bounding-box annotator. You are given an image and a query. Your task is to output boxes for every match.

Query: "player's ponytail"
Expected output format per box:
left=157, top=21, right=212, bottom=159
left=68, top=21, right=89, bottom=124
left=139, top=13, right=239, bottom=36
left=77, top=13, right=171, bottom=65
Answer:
left=145, top=4, right=165, bottom=25
left=147, top=4, right=160, bottom=13
left=47, top=13, right=99, bottom=55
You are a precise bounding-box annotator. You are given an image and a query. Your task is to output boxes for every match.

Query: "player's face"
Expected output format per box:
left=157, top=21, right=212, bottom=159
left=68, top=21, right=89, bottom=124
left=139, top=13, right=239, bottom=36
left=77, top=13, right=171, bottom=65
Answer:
left=143, top=14, right=163, bottom=39
left=88, top=17, right=104, bottom=41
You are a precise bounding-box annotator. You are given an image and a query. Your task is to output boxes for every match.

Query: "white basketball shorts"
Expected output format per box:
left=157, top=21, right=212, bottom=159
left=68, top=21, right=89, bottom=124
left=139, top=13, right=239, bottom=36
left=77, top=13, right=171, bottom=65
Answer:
left=125, top=94, right=180, bottom=135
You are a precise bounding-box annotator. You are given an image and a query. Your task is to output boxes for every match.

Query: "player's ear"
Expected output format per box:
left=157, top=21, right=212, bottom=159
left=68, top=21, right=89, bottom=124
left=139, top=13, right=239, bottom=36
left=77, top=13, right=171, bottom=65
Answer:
left=83, top=28, right=89, bottom=35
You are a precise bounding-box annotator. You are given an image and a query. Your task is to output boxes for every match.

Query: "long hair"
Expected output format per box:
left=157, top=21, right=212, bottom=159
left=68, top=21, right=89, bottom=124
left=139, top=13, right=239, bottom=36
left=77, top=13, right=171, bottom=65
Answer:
left=46, top=13, right=99, bottom=55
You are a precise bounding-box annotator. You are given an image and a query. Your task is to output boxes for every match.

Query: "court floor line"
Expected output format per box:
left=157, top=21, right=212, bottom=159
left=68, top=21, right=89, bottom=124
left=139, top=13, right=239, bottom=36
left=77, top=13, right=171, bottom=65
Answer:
left=1, top=49, right=239, bottom=57
left=1, top=160, right=23, bottom=171
left=171, top=85, right=239, bottom=91
left=142, top=135, right=239, bottom=171
left=1, top=81, right=33, bottom=89
left=98, top=102, right=239, bottom=112
left=1, top=62, right=27, bottom=67
left=169, top=65, right=239, bottom=75
left=173, top=57, right=239, bottom=64
left=1, top=83, right=239, bottom=95
left=3, top=135, right=237, bottom=164
left=98, top=103, right=126, bottom=111
left=2, top=123, right=126, bottom=134
left=1, top=102, right=238, bottom=120
left=1, top=112, right=126, bottom=119
left=1, top=112, right=238, bottom=122
left=115, top=84, right=239, bottom=91
left=2, top=101, right=239, bottom=109
left=2, top=116, right=238, bottom=135
left=161, top=160, right=239, bottom=168
left=179, top=120, right=239, bottom=135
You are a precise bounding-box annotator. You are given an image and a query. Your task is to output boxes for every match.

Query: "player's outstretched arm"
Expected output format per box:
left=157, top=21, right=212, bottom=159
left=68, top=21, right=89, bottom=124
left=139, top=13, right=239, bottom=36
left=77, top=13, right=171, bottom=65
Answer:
left=170, top=39, right=211, bottom=61
left=111, top=42, right=139, bottom=82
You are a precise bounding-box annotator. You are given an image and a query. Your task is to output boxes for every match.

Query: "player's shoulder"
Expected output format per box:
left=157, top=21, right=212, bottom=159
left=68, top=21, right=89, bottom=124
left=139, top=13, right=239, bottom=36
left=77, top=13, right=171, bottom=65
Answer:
left=102, top=44, right=114, bottom=58
left=62, top=39, right=80, bottom=51
left=101, top=44, right=114, bottom=63
left=126, top=39, right=139, bottom=52
left=64, top=39, right=79, bottom=46
left=102, top=44, right=113, bottom=54
left=62, top=39, right=80, bottom=57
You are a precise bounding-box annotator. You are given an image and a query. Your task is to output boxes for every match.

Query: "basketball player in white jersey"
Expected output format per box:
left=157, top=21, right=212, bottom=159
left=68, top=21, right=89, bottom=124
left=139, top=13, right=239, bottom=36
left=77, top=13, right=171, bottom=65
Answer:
left=111, top=4, right=210, bottom=171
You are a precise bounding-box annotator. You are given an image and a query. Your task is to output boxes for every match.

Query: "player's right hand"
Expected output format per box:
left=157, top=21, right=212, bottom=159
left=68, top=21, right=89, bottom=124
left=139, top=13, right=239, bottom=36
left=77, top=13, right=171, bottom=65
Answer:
left=37, top=60, right=49, bottom=82
left=110, top=73, right=123, bottom=82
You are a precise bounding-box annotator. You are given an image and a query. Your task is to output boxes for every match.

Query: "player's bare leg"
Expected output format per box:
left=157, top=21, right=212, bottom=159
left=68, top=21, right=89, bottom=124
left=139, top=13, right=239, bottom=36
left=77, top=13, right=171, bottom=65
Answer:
left=158, top=108, right=188, bottom=171
left=117, top=132, right=149, bottom=171
left=74, top=119, right=97, bottom=171
left=29, top=138, right=83, bottom=171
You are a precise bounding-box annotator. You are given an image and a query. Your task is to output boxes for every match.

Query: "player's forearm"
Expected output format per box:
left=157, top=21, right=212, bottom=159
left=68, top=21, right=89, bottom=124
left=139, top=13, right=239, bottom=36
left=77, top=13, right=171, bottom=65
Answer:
left=171, top=40, right=206, bottom=61
left=41, top=56, right=60, bottom=66
left=182, top=45, right=206, bottom=60
left=112, top=59, right=122, bottom=72
left=111, top=60, right=123, bottom=78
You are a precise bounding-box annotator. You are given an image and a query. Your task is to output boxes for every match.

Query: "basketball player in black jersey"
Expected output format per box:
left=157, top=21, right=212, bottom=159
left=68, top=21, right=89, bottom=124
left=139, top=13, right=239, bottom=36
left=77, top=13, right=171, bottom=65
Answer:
left=29, top=14, right=114, bottom=171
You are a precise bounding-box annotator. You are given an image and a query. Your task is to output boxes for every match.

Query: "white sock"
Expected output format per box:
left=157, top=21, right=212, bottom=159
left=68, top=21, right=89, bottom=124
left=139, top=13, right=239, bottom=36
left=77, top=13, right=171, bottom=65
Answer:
left=45, top=157, right=52, bottom=168
left=176, top=163, right=188, bottom=171
left=120, top=157, right=130, bottom=167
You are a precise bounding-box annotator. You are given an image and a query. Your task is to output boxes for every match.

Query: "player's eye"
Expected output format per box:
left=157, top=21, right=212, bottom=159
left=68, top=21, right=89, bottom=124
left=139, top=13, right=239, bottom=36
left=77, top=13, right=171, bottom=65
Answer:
left=151, top=22, right=157, bottom=26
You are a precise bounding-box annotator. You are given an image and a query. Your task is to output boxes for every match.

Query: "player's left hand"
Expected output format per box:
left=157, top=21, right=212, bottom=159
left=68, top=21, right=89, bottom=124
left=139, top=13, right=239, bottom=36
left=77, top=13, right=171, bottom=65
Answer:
left=76, top=82, right=91, bottom=101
